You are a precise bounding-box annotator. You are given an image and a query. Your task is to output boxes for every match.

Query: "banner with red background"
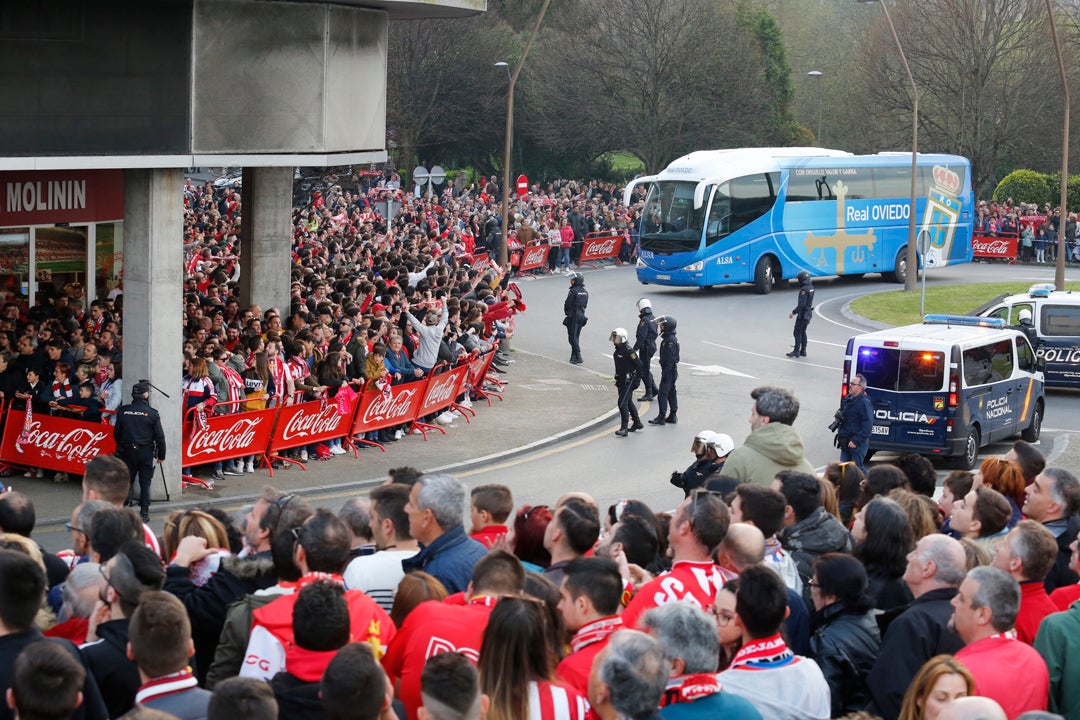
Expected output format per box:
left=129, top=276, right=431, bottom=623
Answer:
left=182, top=407, right=278, bottom=467
left=972, top=233, right=1018, bottom=260
left=518, top=244, right=552, bottom=272
left=416, top=365, right=471, bottom=418
left=267, top=397, right=357, bottom=456
left=578, top=232, right=624, bottom=267
left=0, top=410, right=115, bottom=475
left=351, top=381, right=425, bottom=435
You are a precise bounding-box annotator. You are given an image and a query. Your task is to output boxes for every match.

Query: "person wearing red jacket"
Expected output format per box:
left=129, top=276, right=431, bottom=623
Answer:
left=991, top=520, right=1060, bottom=644
left=555, top=557, right=624, bottom=696
left=382, top=551, right=525, bottom=720
left=240, top=510, right=395, bottom=682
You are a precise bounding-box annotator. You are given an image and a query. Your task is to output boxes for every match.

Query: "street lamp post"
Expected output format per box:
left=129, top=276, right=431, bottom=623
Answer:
left=496, top=0, right=552, bottom=271
left=1045, top=0, right=1070, bottom=289
left=807, top=70, right=823, bottom=145
left=860, top=0, right=919, bottom=293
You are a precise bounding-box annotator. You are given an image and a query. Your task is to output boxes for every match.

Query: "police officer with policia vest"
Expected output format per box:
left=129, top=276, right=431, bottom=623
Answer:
left=114, top=382, right=166, bottom=523
left=787, top=270, right=814, bottom=358
left=611, top=328, right=643, bottom=437
left=634, top=298, right=659, bottom=401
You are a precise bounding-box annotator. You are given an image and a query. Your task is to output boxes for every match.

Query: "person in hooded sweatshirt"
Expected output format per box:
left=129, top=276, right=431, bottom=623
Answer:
left=722, top=386, right=815, bottom=486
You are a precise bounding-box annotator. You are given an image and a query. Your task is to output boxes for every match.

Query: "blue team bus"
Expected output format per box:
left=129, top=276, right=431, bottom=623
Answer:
left=623, top=147, right=974, bottom=293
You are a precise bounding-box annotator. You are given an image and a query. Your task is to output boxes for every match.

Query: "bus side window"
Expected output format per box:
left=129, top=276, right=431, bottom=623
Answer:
left=706, top=186, right=731, bottom=245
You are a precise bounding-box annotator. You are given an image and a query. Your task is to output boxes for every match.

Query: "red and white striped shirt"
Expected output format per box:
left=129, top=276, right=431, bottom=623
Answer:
left=527, top=680, right=590, bottom=720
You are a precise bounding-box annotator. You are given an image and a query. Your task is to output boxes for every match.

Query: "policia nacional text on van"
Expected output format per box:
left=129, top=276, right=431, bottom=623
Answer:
left=843, top=315, right=1045, bottom=470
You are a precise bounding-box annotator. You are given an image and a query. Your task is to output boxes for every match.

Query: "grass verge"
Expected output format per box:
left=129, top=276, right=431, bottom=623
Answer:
left=850, top=282, right=1080, bottom=327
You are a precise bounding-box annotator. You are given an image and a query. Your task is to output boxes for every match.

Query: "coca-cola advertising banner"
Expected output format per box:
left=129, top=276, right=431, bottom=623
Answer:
left=972, top=233, right=1018, bottom=260
left=182, top=407, right=277, bottom=466
left=352, top=381, right=424, bottom=434
left=268, top=398, right=356, bottom=455
left=518, top=244, right=551, bottom=272
left=579, top=233, right=624, bottom=265
left=0, top=411, right=115, bottom=475
left=417, top=365, right=470, bottom=418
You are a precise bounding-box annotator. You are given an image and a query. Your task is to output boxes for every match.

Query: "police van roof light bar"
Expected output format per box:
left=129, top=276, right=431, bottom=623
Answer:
left=1028, top=283, right=1056, bottom=298
left=923, top=314, right=1006, bottom=329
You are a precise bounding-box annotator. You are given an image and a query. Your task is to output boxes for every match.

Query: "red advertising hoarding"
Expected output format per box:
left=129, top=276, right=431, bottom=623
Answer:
left=351, top=381, right=425, bottom=435
left=182, top=407, right=278, bottom=468
left=972, top=233, right=1018, bottom=260
left=0, top=410, right=116, bottom=475
left=267, top=398, right=356, bottom=457
left=518, top=244, right=552, bottom=273
left=578, top=232, right=624, bottom=268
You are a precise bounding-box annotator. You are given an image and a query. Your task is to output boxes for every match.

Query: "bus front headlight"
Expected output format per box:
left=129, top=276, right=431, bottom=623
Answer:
left=637, top=258, right=646, bottom=268
left=684, top=260, right=704, bottom=272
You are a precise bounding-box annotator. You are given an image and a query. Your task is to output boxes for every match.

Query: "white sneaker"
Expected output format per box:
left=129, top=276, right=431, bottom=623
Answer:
left=299, top=449, right=309, bottom=461
left=436, top=412, right=454, bottom=425
left=394, top=429, right=404, bottom=440
left=449, top=410, right=462, bottom=419
left=459, top=396, right=473, bottom=409
left=330, top=445, right=347, bottom=455
left=246, top=461, right=255, bottom=473
left=411, top=427, right=423, bottom=435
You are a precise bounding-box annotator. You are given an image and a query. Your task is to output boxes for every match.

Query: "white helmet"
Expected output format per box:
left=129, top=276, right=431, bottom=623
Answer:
left=610, top=328, right=629, bottom=343
left=637, top=298, right=652, bottom=312
left=1018, top=309, right=1033, bottom=324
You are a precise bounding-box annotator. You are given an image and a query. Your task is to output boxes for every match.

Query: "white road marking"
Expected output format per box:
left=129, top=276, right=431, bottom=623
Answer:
left=812, top=292, right=882, bottom=333
left=809, top=338, right=845, bottom=347
left=702, top=340, right=836, bottom=370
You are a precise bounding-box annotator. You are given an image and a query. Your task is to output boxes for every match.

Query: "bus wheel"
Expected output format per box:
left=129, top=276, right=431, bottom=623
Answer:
left=754, top=256, right=777, bottom=295
left=954, top=428, right=980, bottom=470
left=883, top=249, right=908, bottom=284
left=1021, top=401, right=1043, bottom=442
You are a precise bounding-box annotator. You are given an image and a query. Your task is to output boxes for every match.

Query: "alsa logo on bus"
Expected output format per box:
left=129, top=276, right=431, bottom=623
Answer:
left=874, top=409, right=938, bottom=424
left=847, top=204, right=910, bottom=222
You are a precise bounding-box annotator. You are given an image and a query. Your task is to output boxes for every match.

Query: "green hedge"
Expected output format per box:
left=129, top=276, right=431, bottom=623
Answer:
left=993, top=169, right=1080, bottom=211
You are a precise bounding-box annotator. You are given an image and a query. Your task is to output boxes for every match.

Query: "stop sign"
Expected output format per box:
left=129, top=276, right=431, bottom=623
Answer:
left=516, top=174, right=529, bottom=197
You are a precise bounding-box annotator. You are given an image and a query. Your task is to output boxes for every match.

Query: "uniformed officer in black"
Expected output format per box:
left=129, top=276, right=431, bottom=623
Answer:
left=610, top=327, right=643, bottom=437
left=649, top=315, right=680, bottom=425
left=787, top=270, right=815, bottom=358
left=563, top=272, right=589, bottom=364
left=114, top=382, right=165, bottom=522
left=634, top=298, right=659, bottom=401
left=1015, top=308, right=1040, bottom=352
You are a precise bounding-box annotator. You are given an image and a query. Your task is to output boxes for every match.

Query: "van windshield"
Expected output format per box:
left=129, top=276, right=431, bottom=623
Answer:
left=856, top=347, right=946, bottom=392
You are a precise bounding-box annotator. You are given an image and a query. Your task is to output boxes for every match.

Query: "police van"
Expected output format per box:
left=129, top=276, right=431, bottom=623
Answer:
left=844, top=315, right=1045, bottom=469
left=977, top=283, right=1080, bottom=388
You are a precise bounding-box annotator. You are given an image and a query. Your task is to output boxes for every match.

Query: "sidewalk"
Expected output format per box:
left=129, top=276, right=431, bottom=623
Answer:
left=28, top=349, right=618, bottom=526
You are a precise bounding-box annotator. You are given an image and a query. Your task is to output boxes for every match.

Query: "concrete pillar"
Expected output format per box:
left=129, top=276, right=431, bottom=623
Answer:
left=123, top=168, right=184, bottom=500
left=240, top=166, right=293, bottom=317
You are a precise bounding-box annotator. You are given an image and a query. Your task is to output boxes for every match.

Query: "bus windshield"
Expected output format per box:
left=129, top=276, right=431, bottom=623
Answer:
left=640, top=181, right=705, bottom=253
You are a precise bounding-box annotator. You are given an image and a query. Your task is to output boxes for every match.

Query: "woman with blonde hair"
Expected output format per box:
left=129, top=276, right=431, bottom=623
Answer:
left=162, top=509, right=231, bottom=586
left=887, top=488, right=942, bottom=540
left=897, top=654, right=975, bottom=720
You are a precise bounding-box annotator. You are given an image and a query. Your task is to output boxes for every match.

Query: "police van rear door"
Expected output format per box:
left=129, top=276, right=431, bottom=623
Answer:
left=853, top=340, right=950, bottom=450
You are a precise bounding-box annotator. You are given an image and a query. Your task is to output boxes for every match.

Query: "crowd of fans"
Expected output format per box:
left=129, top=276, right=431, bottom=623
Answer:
left=0, top=170, right=637, bottom=482
left=974, top=198, right=1079, bottom=264
left=0, top=380, right=1079, bottom=720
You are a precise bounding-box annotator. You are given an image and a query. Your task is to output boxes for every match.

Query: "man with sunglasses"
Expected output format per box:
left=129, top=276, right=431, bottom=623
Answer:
left=836, top=374, right=873, bottom=474
left=620, top=490, right=736, bottom=630
left=164, top=488, right=284, bottom=682
left=80, top=541, right=165, bottom=718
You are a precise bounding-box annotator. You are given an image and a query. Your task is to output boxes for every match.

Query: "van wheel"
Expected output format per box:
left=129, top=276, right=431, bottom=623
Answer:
left=754, top=256, right=778, bottom=295
left=1021, top=401, right=1043, bottom=442
left=954, top=428, right=980, bottom=470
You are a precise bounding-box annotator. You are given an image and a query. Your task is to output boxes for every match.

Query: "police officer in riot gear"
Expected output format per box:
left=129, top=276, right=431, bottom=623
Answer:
left=114, top=382, right=166, bottom=522
left=649, top=315, right=680, bottom=425
left=610, top=328, right=643, bottom=437
left=1016, top=309, right=1040, bottom=352
left=563, top=272, right=589, bottom=364
left=787, top=270, right=815, bottom=358
left=634, top=298, right=659, bottom=401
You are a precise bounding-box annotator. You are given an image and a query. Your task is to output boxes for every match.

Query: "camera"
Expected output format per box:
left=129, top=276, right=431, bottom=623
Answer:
left=828, top=407, right=846, bottom=433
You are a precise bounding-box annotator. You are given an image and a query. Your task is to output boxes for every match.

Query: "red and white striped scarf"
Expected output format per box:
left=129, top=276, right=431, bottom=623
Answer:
left=52, top=378, right=73, bottom=399
left=220, top=364, right=245, bottom=407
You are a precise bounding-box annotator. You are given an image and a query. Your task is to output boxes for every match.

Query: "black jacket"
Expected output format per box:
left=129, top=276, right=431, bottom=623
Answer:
left=1044, top=515, right=1080, bottom=593
left=809, top=604, right=881, bottom=718
left=613, top=342, right=642, bottom=383
left=865, top=587, right=964, bottom=720
left=672, top=457, right=722, bottom=496
left=0, top=629, right=108, bottom=720
left=113, top=398, right=166, bottom=460
left=838, top=391, right=874, bottom=446
left=80, top=618, right=139, bottom=718
left=163, top=552, right=276, bottom=683
left=777, top=507, right=854, bottom=605
left=792, top=279, right=815, bottom=318
left=271, top=672, right=326, bottom=720
left=658, top=330, right=679, bottom=370
left=634, top=310, right=657, bottom=356
left=564, top=286, right=588, bottom=318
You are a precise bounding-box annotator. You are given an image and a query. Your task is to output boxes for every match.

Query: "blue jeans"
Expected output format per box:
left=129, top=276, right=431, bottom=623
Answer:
left=558, top=247, right=571, bottom=268
left=840, top=438, right=870, bottom=474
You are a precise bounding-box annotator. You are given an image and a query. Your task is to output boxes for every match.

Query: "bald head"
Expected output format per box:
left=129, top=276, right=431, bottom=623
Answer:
left=556, top=492, right=597, bottom=511
left=936, top=696, right=1006, bottom=720
left=721, top=523, right=766, bottom=572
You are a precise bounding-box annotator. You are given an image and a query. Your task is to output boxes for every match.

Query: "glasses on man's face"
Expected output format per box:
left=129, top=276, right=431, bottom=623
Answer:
left=269, top=494, right=296, bottom=535
left=64, top=522, right=84, bottom=535
left=807, top=579, right=820, bottom=589
left=99, top=564, right=125, bottom=603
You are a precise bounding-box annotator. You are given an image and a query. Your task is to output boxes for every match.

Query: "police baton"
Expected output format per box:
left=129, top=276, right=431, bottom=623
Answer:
left=159, top=462, right=170, bottom=502
left=139, top=379, right=171, bottom=398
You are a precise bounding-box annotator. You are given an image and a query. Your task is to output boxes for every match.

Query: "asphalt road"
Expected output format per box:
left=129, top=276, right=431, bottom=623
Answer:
left=484, top=260, right=1080, bottom=515
left=33, top=260, right=1080, bottom=552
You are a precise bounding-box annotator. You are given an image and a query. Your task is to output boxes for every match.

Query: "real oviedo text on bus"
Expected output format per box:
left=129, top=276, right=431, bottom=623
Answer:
left=622, top=147, right=975, bottom=294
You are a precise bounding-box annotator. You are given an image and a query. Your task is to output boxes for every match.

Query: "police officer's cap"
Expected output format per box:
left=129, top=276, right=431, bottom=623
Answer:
left=132, top=382, right=151, bottom=398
